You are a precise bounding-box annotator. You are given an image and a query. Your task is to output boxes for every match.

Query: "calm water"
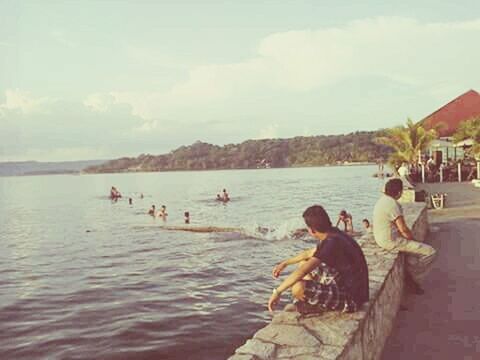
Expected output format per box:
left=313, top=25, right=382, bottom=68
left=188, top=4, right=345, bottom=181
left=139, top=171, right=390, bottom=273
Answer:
left=0, top=166, right=384, bottom=360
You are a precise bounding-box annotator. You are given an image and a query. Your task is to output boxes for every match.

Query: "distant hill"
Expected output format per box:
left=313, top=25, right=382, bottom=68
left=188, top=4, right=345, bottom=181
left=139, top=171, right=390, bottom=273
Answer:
left=0, top=160, right=108, bottom=177
left=85, top=131, right=391, bottom=174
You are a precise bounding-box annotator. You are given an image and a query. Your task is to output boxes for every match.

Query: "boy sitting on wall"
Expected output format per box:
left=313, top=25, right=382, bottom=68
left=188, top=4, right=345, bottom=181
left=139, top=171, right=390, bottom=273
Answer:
left=268, top=205, right=369, bottom=314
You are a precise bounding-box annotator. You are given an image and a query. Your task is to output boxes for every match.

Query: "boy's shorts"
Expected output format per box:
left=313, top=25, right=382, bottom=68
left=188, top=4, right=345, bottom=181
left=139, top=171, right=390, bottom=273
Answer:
left=296, top=279, right=357, bottom=314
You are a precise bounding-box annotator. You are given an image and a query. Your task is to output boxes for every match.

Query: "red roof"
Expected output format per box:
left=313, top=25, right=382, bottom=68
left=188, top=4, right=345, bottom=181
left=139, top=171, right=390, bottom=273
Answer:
left=422, top=89, right=480, bottom=137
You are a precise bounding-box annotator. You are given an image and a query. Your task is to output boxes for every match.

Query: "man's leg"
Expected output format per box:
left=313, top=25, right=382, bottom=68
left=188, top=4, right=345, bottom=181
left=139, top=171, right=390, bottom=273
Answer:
left=394, top=239, right=437, bottom=284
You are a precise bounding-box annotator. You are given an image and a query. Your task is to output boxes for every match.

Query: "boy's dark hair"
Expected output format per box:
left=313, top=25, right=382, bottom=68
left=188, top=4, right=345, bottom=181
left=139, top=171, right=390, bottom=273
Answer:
left=339, top=210, right=347, bottom=217
left=302, top=205, right=332, bottom=233
left=184, top=211, right=189, bottom=217
left=362, top=218, right=369, bottom=225
left=385, top=178, right=403, bottom=197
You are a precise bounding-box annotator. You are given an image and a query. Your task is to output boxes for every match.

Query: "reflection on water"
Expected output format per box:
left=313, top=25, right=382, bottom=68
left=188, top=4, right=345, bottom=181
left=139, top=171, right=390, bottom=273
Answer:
left=0, top=166, right=384, bottom=359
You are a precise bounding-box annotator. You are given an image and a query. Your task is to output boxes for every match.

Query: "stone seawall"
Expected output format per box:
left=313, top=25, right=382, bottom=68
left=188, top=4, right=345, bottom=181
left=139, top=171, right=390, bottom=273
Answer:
left=229, top=203, right=428, bottom=360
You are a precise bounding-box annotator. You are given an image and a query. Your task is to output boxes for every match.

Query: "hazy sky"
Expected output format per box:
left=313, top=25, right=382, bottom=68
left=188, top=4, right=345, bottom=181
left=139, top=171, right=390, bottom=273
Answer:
left=1, top=0, right=479, bottom=161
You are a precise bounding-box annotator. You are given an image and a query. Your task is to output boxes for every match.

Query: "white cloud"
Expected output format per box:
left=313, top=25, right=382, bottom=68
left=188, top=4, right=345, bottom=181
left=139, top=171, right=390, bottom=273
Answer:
left=97, top=17, right=480, bottom=121
left=255, top=124, right=279, bottom=140
left=83, top=93, right=118, bottom=113
left=0, top=89, right=52, bottom=115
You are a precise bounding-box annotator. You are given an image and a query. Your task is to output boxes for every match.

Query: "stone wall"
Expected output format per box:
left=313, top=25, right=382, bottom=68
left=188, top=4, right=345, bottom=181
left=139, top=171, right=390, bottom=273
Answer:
left=229, top=203, right=428, bottom=360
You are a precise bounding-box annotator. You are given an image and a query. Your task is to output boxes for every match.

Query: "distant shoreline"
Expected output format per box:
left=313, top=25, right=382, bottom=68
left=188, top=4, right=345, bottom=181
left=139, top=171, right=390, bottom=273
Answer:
left=0, top=162, right=377, bottom=178
left=81, top=161, right=377, bottom=175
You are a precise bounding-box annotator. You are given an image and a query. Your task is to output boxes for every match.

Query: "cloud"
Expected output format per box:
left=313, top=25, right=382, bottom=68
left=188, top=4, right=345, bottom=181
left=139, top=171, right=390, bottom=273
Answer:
left=0, top=89, right=53, bottom=114
left=102, top=17, right=480, bottom=120
left=83, top=93, right=119, bottom=113
left=255, top=124, right=279, bottom=140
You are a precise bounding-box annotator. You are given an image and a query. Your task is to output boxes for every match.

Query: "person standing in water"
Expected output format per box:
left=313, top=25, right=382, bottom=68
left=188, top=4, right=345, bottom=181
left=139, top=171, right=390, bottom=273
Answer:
left=336, top=210, right=354, bottom=234
left=362, top=219, right=373, bottom=234
left=222, top=189, right=230, bottom=202
left=148, top=205, right=156, bottom=216
left=157, top=205, right=168, bottom=220
left=184, top=211, right=190, bottom=224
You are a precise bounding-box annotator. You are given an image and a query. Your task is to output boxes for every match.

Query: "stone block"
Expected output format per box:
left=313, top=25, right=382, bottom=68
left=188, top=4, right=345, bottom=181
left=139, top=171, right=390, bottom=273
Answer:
left=302, top=317, right=358, bottom=347
left=235, top=339, right=276, bottom=360
left=228, top=354, right=258, bottom=360
left=275, top=346, right=317, bottom=358
left=272, top=310, right=302, bottom=325
left=337, top=328, right=363, bottom=360
left=254, top=324, right=321, bottom=347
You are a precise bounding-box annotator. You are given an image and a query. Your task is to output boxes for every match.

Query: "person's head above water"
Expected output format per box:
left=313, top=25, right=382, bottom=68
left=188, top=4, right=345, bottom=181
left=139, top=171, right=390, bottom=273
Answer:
left=339, top=210, right=347, bottom=218
left=184, top=211, right=189, bottom=217
left=384, top=178, right=403, bottom=199
left=302, top=205, right=332, bottom=234
left=362, top=219, right=370, bottom=227
left=161, top=205, right=166, bottom=210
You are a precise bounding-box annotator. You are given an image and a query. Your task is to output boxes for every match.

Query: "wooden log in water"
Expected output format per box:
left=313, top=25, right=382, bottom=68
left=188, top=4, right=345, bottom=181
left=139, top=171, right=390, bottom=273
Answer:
left=159, top=225, right=243, bottom=233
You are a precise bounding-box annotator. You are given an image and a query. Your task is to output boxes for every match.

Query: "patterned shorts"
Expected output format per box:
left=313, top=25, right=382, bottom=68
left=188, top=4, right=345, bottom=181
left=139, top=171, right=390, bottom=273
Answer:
left=295, top=264, right=357, bottom=314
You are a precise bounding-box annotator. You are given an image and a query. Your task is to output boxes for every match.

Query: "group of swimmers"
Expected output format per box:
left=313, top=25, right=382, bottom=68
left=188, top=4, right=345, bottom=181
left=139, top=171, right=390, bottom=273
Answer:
left=110, top=186, right=231, bottom=225
left=335, top=209, right=373, bottom=235
left=216, top=189, right=230, bottom=202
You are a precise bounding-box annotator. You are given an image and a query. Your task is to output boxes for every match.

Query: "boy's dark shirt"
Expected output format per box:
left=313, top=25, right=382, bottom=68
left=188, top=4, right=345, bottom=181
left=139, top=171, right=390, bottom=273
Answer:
left=313, top=228, right=369, bottom=305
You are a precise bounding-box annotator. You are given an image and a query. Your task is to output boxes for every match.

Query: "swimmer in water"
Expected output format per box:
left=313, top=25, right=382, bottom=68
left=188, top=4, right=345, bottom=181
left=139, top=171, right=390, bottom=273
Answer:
left=222, top=188, right=230, bottom=202
left=157, top=205, right=168, bottom=220
left=148, top=205, right=156, bottom=216
left=110, top=186, right=122, bottom=199
left=128, top=197, right=133, bottom=205
left=362, top=218, right=373, bottom=234
left=336, top=210, right=354, bottom=234
left=184, top=211, right=190, bottom=224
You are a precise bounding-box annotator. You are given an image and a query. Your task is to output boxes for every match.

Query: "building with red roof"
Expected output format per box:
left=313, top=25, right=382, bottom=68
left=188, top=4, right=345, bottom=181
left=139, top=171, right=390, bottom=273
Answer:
left=421, top=89, right=480, bottom=164
left=422, top=89, right=480, bottom=138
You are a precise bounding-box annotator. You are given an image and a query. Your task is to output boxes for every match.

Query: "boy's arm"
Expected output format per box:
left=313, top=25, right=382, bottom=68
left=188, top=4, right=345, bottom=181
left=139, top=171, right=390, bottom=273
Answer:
left=268, top=257, right=321, bottom=312
left=272, top=248, right=316, bottom=278
left=394, top=216, right=414, bottom=240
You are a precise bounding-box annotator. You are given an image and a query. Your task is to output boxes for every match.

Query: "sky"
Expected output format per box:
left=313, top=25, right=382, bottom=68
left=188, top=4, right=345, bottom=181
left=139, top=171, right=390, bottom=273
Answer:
left=1, top=0, right=480, bottom=162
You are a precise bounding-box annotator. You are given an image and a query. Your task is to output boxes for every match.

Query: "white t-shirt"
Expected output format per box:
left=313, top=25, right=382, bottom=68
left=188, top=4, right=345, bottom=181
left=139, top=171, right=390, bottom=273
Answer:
left=398, top=165, right=409, bottom=177
left=373, top=194, right=403, bottom=248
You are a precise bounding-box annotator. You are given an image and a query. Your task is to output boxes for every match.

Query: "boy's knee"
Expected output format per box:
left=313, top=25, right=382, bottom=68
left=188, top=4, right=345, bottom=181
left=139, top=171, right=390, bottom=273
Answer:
left=291, top=281, right=305, bottom=300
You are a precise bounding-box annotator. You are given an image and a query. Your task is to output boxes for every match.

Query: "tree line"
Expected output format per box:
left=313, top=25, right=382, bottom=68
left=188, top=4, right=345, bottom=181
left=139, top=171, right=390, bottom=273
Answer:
left=84, top=131, right=392, bottom=173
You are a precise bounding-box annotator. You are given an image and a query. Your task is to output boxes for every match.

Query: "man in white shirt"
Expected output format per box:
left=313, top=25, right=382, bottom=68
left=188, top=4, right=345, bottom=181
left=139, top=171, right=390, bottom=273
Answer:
left=398, top=163, right=409, bottom=178
left=373, top=178, right=437, bottom=294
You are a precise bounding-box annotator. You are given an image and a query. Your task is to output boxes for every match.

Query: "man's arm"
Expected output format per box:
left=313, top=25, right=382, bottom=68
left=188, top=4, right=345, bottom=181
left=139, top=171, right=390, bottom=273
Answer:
left=335, top=217, right=341, bottom=228
left=268, top=257, right=321, bottom=312
left=394, top=215, right=414, bottom=240
left=272, top=248, right=316, bottom=278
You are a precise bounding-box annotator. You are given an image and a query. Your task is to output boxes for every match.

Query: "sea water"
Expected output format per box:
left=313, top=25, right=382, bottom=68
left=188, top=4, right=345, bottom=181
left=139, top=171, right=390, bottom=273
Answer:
left=0, top=165, right=385, bottom=359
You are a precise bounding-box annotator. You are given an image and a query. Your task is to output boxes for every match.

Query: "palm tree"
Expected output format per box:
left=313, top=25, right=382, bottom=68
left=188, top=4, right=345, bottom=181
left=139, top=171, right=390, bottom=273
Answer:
left=453, top=116, right=480, bottom=159
left=375, top=118, right=438, bottom=168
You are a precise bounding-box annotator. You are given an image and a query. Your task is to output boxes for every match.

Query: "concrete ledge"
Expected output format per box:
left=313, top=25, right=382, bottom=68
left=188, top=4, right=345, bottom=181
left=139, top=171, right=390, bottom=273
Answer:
left=229, top=203, right=428, bottom=360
